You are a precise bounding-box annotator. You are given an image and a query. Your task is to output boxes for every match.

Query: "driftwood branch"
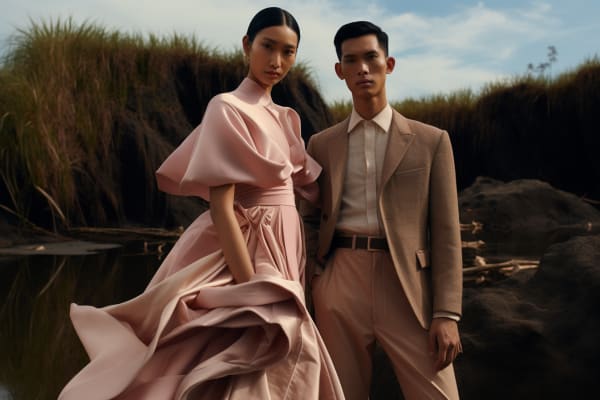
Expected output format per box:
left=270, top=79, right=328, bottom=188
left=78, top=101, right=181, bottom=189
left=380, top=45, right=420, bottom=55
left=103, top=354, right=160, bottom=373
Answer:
left=460, top=221, right=483, bottom=234
left=67, top=226, right=183, bottom=239
left=463, top=259, right=540, bottom=275
left=462, top=240, right=485, bottom=249
left=463, top=257, right=540, bottom=284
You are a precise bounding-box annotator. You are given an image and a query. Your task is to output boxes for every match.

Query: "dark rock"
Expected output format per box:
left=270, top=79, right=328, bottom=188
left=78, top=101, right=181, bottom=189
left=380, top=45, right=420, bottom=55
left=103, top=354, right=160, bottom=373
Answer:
left=456, top=234, right=600, bottom=399
left=460, top=177, right=600, bottom=233
left=459, top=177, right=600, bottom=255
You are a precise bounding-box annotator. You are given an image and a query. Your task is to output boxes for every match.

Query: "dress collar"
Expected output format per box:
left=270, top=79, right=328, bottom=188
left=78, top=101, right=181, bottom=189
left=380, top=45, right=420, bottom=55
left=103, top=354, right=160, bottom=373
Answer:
left=236, top=77, right=273, bottom=106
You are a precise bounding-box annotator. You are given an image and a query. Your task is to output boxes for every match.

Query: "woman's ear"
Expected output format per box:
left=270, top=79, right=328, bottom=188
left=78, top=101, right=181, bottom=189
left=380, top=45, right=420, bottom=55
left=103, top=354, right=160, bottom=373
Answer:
left=242, top=35, right=251, bottom=56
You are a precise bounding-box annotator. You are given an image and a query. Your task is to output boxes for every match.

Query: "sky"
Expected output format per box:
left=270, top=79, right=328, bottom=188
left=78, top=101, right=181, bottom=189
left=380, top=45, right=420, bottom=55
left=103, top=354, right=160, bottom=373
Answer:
left=2, top=0, right=599, bottom=103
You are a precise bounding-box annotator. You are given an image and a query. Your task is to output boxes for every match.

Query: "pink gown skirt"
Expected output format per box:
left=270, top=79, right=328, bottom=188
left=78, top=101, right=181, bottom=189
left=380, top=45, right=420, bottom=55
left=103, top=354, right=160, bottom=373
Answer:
left=58, top=188, right=344, bottom=399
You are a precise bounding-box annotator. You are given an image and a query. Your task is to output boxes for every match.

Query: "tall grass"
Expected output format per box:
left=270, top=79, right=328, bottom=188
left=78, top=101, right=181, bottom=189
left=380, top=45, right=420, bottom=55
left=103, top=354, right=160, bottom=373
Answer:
left=1, top=18, right=597, bottom=230
left=1, top=19, right=203, bottom=227
left=328, top=59, right=600, bottom=198
left=466, top=61, right=600, bottom=197
left=0, top=19, right=332, bottom=229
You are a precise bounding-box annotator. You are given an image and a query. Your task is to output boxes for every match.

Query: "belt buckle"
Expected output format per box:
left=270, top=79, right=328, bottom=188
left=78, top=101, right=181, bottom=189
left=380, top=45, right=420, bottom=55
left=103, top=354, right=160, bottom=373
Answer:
left=366, top=236, right=378, bottom=252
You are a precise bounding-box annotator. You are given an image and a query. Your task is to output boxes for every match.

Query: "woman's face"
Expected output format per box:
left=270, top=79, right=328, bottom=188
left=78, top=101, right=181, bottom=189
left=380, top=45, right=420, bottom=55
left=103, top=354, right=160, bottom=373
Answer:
left=243, top=25, right=298, bottom=90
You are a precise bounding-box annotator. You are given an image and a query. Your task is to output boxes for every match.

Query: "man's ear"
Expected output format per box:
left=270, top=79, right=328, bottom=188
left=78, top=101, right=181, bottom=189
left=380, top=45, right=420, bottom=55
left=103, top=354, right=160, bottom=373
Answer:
left=335, top=62, right=344, bottom=80
left=386, top=56, right=396, bottom=74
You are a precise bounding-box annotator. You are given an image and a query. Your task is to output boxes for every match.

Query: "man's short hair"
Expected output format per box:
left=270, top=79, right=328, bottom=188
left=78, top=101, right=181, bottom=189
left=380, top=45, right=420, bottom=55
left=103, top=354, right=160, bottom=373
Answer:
left=334, top=21, right=389, bottom=60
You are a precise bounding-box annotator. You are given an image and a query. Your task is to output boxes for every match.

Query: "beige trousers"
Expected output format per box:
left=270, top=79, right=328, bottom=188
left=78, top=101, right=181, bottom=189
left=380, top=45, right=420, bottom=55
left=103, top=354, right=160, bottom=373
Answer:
left=312, top=248, right=459, bottom=400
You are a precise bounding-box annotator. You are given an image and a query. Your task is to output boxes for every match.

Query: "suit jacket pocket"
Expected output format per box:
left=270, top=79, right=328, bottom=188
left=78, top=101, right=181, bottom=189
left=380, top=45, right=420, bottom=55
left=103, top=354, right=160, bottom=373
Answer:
left=416, top=249, right=430, bottom=269
left=393, top=166, right=425, bottom=176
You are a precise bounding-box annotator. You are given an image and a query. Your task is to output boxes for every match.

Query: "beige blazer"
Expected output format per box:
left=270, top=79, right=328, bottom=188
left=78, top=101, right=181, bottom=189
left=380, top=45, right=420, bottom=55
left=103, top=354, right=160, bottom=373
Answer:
left=303, top=109, right=462, bottom=329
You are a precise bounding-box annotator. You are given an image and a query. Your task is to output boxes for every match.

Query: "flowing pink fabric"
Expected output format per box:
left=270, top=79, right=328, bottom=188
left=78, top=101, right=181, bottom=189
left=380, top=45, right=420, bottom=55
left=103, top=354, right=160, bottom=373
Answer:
left=59, top=79, right=343, bottom=399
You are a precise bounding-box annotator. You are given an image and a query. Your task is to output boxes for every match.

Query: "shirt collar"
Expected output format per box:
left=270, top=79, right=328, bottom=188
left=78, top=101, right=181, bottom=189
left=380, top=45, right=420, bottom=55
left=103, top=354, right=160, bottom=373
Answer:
left=347, top=104, right=393, bottom=133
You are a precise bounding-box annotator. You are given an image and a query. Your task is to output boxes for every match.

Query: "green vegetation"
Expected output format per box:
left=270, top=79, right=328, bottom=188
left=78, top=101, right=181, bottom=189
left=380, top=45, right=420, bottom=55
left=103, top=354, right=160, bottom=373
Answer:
left=1, top=19, right=598, bottom=231
left=329, top=58, right=600, bottom=201
left=0, top=18, right=216, bottom=228
left=0, top=19, right=331, bottom=229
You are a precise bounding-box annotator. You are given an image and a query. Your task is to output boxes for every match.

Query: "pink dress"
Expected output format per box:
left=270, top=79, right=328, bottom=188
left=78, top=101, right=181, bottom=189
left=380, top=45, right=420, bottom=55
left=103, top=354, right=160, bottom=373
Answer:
left=59, top=78, right=344, bottom=399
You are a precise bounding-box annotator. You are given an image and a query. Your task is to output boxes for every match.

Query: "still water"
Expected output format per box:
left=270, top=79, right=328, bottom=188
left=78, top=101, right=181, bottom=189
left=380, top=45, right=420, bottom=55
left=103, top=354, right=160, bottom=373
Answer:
left=0, top=237, right=174, bottom=400
left=0, top=228, right=548, bottom=400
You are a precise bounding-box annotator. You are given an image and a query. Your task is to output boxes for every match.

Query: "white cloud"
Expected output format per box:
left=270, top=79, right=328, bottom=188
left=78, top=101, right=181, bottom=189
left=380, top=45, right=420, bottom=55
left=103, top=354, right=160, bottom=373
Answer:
left=371, top=2, right=560, bottom=101
left=0, top=0, right=569, bottom=102
left=387, top=54, right=507, bottom=102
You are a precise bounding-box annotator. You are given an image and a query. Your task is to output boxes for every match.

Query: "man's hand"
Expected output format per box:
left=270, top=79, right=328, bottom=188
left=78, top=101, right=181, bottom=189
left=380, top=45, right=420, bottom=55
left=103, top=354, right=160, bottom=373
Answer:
left=428, top=317, right=462, bottom=371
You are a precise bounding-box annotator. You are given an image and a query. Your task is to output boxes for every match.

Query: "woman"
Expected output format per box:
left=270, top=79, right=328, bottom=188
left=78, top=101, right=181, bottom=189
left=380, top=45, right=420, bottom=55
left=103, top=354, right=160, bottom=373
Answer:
left=59, top=7, right=344, bottom=400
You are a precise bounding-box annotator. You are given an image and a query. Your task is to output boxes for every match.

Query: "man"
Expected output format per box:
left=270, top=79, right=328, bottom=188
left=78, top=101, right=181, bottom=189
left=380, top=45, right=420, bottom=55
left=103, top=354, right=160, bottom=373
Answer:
left=302, top=21, right=463, bottom=399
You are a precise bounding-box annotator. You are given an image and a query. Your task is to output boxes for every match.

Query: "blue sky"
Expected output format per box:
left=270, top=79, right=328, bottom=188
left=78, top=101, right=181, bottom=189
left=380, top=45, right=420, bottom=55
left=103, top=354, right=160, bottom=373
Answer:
left=2, top=0, right=599, bottom=103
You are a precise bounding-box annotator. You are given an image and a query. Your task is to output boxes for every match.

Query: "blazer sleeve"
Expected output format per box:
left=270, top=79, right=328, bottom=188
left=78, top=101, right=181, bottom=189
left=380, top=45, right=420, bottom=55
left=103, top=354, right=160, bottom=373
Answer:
left=298, top=135, right=325, bottom=310
left=429, top=131, right=463, bottom=316
left=300, top=136, right=323, bottom=237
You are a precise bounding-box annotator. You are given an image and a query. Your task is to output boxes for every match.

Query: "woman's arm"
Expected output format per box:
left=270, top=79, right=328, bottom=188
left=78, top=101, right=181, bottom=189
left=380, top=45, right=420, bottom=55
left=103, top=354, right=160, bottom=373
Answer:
left=210, top=184, right=254, bottom=283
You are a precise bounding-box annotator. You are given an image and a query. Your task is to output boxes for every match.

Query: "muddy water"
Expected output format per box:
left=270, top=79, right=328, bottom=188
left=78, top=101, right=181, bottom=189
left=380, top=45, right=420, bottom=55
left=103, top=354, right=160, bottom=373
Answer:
left=0, top=231, right=547, bottom=400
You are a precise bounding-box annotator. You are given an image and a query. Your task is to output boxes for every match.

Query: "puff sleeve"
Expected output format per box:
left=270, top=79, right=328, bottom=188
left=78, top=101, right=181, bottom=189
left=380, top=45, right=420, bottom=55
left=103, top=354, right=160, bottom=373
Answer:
left=156, top=96, right=293, bottom=201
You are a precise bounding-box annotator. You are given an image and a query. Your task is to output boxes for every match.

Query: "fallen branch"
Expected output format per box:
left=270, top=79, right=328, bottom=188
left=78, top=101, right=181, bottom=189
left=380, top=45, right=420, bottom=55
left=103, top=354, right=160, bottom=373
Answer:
left=463, top=257, right=540, bottom=285
left=581, top=196, right=600, bottom=206
left=462, top=240, right=485, bottom=249
left=463, top=259, right=540, bottom=275
left=67, top=226, right=183, bottom=239
left=460, top=221, right=483, bottom=234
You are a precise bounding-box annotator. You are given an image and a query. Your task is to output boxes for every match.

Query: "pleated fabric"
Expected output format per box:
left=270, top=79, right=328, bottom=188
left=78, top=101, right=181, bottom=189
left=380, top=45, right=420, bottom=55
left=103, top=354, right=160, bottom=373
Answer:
left=59, top=78, right=343, bottom=399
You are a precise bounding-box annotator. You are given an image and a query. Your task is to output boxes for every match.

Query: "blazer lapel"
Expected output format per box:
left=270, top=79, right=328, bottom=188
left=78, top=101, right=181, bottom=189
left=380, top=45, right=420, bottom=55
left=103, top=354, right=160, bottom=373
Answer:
left=380, top=111, right=415, bottom=193
left=327, top=118, right=350, bottom=214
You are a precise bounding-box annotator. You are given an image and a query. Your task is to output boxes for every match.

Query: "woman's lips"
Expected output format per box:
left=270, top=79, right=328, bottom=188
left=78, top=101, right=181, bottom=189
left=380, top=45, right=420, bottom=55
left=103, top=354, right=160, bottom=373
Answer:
left=266, top=71, right=281, bottom=78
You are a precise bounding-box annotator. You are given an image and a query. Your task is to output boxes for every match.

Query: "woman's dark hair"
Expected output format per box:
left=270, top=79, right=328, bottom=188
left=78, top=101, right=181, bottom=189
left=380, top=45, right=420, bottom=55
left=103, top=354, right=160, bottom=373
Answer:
left=246, top=7, right=301, bottom=44
left=334, top=21, right=388, bottom=60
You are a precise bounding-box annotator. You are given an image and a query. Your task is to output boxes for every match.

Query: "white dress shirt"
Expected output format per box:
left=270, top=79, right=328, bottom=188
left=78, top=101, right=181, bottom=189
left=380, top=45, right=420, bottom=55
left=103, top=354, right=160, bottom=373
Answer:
left=336, top=105, right=392, bottom=236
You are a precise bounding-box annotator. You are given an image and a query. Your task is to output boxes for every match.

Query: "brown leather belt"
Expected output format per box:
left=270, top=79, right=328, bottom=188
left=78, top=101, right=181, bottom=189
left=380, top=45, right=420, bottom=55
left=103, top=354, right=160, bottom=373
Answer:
left=331, top=235, right=389, bottom=252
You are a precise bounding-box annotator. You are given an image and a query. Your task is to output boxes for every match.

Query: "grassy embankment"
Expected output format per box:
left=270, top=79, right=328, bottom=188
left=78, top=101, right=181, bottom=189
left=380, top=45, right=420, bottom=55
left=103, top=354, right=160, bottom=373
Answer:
left=330, top=59, right=600, bottom=202
left=0, top=19, right=332, bottom=231
left=1, top=19, right=599, bottom=232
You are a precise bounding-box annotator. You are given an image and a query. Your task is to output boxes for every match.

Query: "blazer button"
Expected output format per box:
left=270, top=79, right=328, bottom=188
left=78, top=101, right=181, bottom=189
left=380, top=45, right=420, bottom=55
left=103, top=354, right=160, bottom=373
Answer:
left=322, top=214, right=328, bottom=221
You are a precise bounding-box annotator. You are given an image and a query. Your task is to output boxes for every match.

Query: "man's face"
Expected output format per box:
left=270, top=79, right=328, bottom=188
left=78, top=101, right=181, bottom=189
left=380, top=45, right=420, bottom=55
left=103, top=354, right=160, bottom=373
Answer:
left=335, top=34, right=394, bottom=100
